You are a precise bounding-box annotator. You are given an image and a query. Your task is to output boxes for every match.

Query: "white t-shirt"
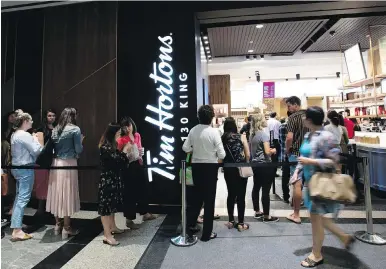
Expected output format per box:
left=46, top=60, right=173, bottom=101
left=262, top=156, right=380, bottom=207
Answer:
left=267, top=118, right=281, bottom=140
left=182, top=124, right=226, bottom=163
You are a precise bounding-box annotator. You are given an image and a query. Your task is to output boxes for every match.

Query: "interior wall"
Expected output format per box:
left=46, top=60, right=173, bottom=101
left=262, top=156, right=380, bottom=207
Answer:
left=209, top=75, right=231, bottom=114
left=231, top=78, right=342, bottom=110
left=1, top=13, right=17, bottom=116
left=41, top=1, right=117, bottom=202
left=1, top=10, right=43, bottom=125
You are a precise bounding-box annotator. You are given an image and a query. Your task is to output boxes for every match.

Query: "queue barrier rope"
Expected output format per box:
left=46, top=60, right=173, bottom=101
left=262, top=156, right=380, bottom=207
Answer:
left=1, top=155, right=362, bottom=170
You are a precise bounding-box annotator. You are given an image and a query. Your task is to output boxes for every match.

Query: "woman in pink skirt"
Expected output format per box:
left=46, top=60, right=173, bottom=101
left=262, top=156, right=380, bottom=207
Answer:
left=34, top=109, right=56, bottom=218
left=46, top=107, right=83, bottom=239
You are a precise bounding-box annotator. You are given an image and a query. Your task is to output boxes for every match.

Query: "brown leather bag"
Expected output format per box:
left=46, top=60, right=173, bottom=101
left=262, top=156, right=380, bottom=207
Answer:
left=309, top=172, right=357, bottom=204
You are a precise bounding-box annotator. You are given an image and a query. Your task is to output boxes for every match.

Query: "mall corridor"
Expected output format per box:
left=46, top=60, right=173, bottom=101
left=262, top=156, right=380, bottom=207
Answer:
left=2, top=171, right=386, bottom=269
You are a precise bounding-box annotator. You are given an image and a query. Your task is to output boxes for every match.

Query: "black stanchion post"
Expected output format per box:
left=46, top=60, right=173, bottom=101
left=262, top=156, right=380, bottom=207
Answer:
left=171, top=160, right=198, bottom=247
left=270, top=163, right=282, bottom=201
left=354, top=157, right=386, bottom=245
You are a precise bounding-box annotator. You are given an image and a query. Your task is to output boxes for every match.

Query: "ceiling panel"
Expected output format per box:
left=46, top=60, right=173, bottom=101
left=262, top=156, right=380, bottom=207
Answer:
left=207, top=20, right=325, bottom=57
left=307, top=16, right=386, bottom=52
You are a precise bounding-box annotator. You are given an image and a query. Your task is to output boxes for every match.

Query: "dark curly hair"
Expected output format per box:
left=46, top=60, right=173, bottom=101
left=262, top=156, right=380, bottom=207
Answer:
left=197, top=105, right=215, bottom=125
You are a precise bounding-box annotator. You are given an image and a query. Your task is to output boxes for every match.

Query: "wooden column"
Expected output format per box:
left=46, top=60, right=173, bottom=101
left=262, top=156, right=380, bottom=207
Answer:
left=209, top=75, right=231, bottom=115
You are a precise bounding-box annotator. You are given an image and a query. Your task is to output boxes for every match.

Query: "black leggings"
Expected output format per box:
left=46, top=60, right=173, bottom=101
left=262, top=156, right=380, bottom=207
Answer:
left=252, top=166, right=275, bottom=216
left=123, top=160, right=149, bottom=220
left=224, top=167, right=247, bottom=224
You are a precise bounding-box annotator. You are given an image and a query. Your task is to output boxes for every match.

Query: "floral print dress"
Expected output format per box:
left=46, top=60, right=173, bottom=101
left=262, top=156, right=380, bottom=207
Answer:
left=98, top=144, right=129, bottom=216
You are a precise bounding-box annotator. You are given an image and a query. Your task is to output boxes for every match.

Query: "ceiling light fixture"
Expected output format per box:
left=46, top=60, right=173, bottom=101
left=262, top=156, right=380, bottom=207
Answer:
left=205, top=47, right=210, bottom=51
left=249, top=40, right=253, bottom=44
left=204, top=40, right=209, bottom=44
left=248, top=49, right=254, bottom=53
left=256, top=24, right=264, bottom=29
left=203, top=36, right=208, bottom=40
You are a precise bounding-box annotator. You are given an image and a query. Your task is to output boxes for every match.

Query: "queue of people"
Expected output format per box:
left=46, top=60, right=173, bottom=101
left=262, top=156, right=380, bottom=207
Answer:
left=1, top=108, right=156, bottom=245
left=182, top=101, right=357, bottom=267
left=2, top=100, right=359, bottom=264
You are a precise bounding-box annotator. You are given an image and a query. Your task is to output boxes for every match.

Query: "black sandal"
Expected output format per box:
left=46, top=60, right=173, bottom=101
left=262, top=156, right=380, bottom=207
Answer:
left=237, top=223, right=250, bottom=232
left=345, top=236, right=356, bottom=250
left=301, top=257, right=324, bottom=268
left=201, top=232, right=217, bottom=242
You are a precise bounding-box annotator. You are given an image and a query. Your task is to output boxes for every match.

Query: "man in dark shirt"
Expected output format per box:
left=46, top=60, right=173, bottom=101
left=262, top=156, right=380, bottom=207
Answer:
left=279, top=111, right=292, bottom=203
left=285, top=96, right=309, bottom=224
left=240, top=115, right=252, bottom=142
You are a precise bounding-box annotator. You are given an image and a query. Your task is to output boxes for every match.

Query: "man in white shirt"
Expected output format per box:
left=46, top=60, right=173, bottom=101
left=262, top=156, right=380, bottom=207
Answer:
left=267, top=112, right=281, bottom=176
left=182, top=105, right=225, bottom=242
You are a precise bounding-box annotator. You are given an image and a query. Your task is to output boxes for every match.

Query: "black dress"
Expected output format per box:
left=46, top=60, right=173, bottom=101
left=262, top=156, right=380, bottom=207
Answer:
left=98, top=144, right=128, bottom=216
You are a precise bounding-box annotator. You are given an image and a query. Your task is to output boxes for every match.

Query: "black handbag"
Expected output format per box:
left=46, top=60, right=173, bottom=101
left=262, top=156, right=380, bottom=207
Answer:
left=36, top=138, right=54, bottom=168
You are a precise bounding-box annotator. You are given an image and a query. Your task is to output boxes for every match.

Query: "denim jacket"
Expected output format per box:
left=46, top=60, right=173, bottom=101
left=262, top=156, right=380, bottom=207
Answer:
left=52, top=125, right=83, bottom=159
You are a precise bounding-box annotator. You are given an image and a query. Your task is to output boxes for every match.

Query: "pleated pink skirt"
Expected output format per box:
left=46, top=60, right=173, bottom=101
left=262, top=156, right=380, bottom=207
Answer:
left=34, top=168, right=49, bottom=199
left=46, top=158, right=80, bottom=218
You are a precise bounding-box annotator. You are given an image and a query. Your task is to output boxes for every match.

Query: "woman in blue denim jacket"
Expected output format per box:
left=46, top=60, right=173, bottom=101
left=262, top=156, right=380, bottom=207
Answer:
left=10, top=110, right=42, bottom=241
left=46, top=107, right=84, bottom=239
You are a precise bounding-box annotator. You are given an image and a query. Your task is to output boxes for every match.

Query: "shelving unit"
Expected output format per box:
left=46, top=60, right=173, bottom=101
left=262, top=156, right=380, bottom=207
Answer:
left=335, top=25, right=386, bottom=119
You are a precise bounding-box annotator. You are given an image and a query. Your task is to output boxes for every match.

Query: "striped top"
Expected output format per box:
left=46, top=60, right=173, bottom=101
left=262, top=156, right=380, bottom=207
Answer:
left=287, top=110, right=309, bottom=156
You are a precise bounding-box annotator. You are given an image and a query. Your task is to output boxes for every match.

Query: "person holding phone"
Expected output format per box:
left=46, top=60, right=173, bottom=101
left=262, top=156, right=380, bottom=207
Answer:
left=117, top=117, right=155, bottom=229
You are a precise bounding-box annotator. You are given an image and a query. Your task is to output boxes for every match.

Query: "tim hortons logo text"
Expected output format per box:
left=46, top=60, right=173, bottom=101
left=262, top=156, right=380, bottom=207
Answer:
left=145, top=34, right=189, bottom=182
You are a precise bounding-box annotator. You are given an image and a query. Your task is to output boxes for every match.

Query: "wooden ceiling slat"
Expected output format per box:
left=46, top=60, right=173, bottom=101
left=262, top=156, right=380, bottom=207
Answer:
left=208, top=19, right=326, bottom=57
left=307, top=15, right=386, bottom=52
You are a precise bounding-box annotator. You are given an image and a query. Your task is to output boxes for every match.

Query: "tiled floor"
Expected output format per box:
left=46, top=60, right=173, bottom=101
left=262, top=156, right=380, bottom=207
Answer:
left=1, top=169, right=385, bottom=269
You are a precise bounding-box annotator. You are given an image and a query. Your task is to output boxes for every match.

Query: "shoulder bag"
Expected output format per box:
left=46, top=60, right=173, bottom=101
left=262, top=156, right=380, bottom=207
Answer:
left=35, top=137, right=54, bottom=168
left=309, top=172, right=356, bottom=204
left=226, top=144, right=253, bottom=178
left=179, top=153, right=194, bottom=186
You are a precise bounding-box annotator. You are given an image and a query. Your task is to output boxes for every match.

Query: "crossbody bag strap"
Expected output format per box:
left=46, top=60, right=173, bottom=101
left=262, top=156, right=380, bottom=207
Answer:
left=225, top=144, right=237, bottom=163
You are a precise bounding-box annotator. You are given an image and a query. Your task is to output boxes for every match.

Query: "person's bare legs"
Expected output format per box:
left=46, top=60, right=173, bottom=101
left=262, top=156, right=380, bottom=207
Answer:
left=301, top=213, right=324, bottom=266
left=110, top=214, right=124, bottom=233
left=288, top=181, right=302, bottom=223
left=322, top=217, right=352, bottom=246
left=101, top=215, right=118, bottom=245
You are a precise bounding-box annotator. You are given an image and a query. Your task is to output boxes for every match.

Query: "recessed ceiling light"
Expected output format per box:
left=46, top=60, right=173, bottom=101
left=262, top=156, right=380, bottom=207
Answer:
left=204, top=40, right=209, bottom=44
left=248, top=49, right=254, bottom=53
left=209, top=59, right=212, bottom=62
left=203, top=36, right=208, bottom=40
left=205, top=47, right=210, bottom=50
left=256, top=24, right=264, bottom=29
left=249, top=41, right=253, bottom=44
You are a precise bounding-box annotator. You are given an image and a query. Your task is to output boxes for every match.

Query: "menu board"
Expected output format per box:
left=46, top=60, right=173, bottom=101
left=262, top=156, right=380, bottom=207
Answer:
left=344, top=43, right=367, bottom=82
left=263, top=81, right=275, bottom=98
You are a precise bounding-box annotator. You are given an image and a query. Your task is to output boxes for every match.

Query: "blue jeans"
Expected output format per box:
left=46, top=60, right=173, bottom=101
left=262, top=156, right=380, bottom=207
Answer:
left=11, top=169, right=34, bottom=229
left=289, top=154, right=298, bottom=178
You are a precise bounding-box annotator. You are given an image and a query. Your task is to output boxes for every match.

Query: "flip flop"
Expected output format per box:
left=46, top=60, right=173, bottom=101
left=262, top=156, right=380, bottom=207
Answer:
left=10, top=233, right=33, bottom=242
left=301, top=257, right=324, bottom=268
left=286, top=214, right=301, bottom=224
left=345, top=236, right=356, bottom=250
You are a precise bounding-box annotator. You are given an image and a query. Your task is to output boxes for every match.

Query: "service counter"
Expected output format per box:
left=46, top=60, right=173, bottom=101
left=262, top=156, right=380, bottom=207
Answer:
left=349, top=134, right=386, bottom=192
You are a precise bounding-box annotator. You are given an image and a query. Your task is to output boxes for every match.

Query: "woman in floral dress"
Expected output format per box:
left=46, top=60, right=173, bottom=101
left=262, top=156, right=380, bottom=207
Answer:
left=98, top=123, right=131, bottom=246
left=290, top=107, right=355, bottom=267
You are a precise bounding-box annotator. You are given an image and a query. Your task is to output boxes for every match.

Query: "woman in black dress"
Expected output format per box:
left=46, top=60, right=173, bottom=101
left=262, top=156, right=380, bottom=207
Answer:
left=98, top=123, right=131, bottom=246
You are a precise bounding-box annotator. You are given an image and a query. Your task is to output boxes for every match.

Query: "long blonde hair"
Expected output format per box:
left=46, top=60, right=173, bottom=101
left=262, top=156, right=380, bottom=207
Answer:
left=250, top=113, right=267, bottom=140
